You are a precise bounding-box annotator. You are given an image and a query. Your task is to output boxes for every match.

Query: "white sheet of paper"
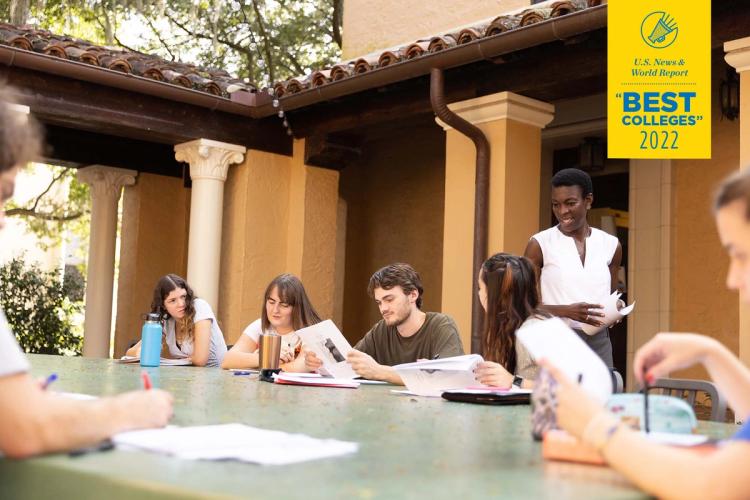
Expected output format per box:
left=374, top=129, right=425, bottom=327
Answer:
left=118, top=356, right=192, bottom=366
left=294, top=320, right=357, bottom=379
left=572, top=291, right=635, bottom=336
left=113, top=423, right=358, bottom=465
left=273, top=373, right=360, bottom=388
left=643, top=431, right=709, bottom=447
left=517, top=317, right=612, bottom=403
left=393, top=354, right=485, bottom=397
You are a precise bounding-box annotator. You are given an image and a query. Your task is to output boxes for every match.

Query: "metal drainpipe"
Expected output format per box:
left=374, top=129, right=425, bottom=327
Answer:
left=429, top=67, right=490, bottom=355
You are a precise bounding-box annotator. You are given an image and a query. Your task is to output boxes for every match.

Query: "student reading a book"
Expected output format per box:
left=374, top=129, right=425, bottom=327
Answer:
left=126, top=274, right=227, bottom=367
left=541, top=168, right=750, bottom=499
left=524, top=168, right=624, bottom=368
left=221, top=274, right=321, bottom=371
left=306, top=263, right=463, bottom=384
left=474, top=253, right=545, bottom=389
left=0, top=87, right=173, bottom=458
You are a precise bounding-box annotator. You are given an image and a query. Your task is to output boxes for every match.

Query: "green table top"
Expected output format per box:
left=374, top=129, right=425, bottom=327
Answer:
left=0, top=355, right=737, bottom=499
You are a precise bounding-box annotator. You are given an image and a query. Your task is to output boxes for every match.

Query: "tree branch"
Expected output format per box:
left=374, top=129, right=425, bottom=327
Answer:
left=250, top=0, right=275, bottom=83
left=31, top=168, right=69, bottom=212
left=145, top=15, right=177, bottom=60
left=332, top=0, right=343, bottom=48
left=5, top=208, right=84, bottom=222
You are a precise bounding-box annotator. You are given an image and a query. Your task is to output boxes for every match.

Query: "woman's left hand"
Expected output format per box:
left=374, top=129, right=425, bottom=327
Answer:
left=474, top=361, right=513, bottom=389
left=538, top=359, right=605, bottom=439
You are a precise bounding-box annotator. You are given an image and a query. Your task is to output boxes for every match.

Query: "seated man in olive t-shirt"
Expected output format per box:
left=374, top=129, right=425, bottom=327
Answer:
left=306, top=263, right=463, bottom=384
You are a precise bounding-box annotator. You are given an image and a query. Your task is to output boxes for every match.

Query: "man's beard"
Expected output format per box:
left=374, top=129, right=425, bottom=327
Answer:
left=385, top=308, right=411, bottom=327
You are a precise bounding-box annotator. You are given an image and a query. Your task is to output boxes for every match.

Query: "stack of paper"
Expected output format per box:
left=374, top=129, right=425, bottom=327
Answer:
left=295, top=320, right=357, bottom=379
left=113, top=423, right=358, bottom=465
left=273, top=373, right=360, bottom=389
left=393, top=354, right=485, bottom=397
left=118, top=356, right=192, bottom=366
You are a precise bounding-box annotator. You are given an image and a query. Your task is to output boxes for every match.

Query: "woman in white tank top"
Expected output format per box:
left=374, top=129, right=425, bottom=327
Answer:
left=524, top=168, right=623, bottom=368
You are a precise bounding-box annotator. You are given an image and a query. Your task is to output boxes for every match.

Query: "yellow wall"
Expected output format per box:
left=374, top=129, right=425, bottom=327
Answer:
left=442, top=117, right=543, bottom=352
left=114, top=173, right=190, bottom=357
left=219, top=142, right=340, bottom=344
left=669, top=55, right=740, bottom=379
left=339, top=123, right=445, bottom=344
left=342, top=0, right=530, bottom=59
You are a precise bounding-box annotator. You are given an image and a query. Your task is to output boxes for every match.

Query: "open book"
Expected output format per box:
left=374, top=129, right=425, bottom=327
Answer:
left=393, top=354, right=486, bottom=397
left=118, top=356, right=192, bottom=366
left=295, top=320, right=357, bottom=379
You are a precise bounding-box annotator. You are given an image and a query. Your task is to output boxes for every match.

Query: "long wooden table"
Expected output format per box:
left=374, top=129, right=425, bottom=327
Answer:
left=0, top=355, right=737, bottom=499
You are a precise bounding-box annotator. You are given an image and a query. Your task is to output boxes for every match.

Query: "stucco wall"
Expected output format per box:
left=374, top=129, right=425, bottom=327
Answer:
left=114, top=173, right=190, bottom=357
left=342, top=0, right=530, bottom=59
left=669, top=55, right=740, bottom=379
left=339, top=123, right=446, bottom=344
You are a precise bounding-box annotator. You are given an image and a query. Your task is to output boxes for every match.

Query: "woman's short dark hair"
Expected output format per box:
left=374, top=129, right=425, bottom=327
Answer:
left=0, top=86, right=42, bottom=173
left=367, top=263, right=424, bottom=309
left=715, top=168, right=750, bottom=219
left=261, top=274, right=321, bottom=332
left=551, top=168, right=593, bottom=197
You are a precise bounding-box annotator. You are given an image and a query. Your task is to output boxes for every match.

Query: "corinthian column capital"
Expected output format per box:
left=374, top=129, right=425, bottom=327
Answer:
left=77, top=165, right=137, bottom=199
left=174, top=138, right=246, bottom=182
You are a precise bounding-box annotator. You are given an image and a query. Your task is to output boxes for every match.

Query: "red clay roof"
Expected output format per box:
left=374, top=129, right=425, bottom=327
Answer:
left=272, top=0, right=600, bottom=98
left=0, top=23, right=257, bottom=99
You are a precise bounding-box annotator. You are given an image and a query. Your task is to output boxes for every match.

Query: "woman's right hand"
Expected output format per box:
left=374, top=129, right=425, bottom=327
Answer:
left=115, top=389, right=174, bottom=429
left=304, top=351, right=323, bottom=372
left=564, top=302, right=605, bottom=326
left=632, top=333, right=716, bottom=385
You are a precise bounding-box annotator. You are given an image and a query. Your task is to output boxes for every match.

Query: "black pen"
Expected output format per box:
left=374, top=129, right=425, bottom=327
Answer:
left=644, top=376, right=651, bottom=434
left=432, top=354, right=440, bottom=360
left=68, top=439, right=115, bottom=457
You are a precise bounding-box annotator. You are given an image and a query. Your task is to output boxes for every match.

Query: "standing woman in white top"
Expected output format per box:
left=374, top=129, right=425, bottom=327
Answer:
left=221, top=274, right=321, bottom=371
left=524, top=168, right=623, bottom=367
left=126, top=274, right=227, bottom=367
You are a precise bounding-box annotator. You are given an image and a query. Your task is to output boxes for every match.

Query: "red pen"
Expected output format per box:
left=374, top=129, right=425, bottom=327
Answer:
left=141, top=370, right=152, bottom=390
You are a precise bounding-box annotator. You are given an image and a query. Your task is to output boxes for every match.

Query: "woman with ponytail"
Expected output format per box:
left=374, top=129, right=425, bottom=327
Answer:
left=474, top=253, right=546, bottom=389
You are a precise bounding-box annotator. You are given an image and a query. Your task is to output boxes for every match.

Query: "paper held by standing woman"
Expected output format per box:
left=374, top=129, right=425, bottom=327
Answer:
left=569, top=291, right=635, bottom=336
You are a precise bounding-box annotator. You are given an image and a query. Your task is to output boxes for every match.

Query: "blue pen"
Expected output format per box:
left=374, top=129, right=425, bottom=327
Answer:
left=42, top=373, right=58, bottom=390
left=233, top=370, right=254, bottom=376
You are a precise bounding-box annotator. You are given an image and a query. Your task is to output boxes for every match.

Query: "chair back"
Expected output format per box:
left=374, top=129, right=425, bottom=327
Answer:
left=610, top=369, right=624, bottom=393
left=650, top=378, right=727, bottom=422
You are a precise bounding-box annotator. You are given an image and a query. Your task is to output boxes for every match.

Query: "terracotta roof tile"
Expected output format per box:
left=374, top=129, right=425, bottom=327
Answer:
left=272, top=0, right=600, bottom=98
left=0, top=23, right=257, bottom=99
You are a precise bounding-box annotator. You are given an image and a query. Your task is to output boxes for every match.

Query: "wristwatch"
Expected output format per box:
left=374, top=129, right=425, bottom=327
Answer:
left=512, top=375, right=524, bottom=387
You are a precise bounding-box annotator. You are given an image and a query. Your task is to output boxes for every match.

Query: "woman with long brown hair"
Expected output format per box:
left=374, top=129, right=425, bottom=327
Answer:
left=221, top=274, right=322, bottom=371
left=474, top=253, right=545, bottom=389
left=126, top=274, right=227, bottom=367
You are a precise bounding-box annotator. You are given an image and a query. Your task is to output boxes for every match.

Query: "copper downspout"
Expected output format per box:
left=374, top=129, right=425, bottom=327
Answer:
left=430, top=68, right=489, bottom=355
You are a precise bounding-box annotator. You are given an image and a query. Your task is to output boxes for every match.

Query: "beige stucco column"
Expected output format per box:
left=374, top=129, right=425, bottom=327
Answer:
left=438, top=92, right=554, bottom=351
left=175, top=139, right=246, bottom=312
left=77, top=165, right=137, bottom=358
left=725, top=37, right=750, bottom=368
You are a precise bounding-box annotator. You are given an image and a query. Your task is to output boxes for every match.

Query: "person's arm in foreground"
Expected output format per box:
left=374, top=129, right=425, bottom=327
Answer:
left=0, top=373, right=172, bottom=459
left=221, top=334, right=260, bottom=369
left=523, top=238, right=604, bottom=327
left=541, top=334, right=750, bottom=500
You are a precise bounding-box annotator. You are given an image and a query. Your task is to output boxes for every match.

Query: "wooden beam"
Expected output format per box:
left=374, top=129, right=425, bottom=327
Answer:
left=304, top=133, right=363, bottom=170
left=0, top=66, right=291, bottom=156
left=43, top=125, right=184, bottom=177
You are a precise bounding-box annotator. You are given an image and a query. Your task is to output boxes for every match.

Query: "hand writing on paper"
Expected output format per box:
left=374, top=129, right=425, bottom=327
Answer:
left=565, top=302, right=605, bottom=327
left=304, top=351, right=323, bottom=372
left=116, top=389, right=174, bottom=428
left=346, top=350, right=383, bottom=380
left=473, top=361, right=513, bottom=389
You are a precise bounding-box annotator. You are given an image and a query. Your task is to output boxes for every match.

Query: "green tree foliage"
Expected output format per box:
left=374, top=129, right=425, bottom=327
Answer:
left=0, top=256, right=84, bottom=355
left=4, top=165, right=91, bottom=251
left=0, top=0, right=344, bottom=87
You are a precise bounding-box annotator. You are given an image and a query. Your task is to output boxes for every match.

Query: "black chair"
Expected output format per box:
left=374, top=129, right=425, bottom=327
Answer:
left=650, top=378, right=727, bottom=422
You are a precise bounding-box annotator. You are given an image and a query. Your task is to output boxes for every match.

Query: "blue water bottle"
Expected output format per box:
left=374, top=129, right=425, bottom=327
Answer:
left=140, top=313, right=162, bottom=368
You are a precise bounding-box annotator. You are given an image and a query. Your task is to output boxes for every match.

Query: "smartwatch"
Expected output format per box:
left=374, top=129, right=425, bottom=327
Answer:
left=512, top=375, right=523, bottom=388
